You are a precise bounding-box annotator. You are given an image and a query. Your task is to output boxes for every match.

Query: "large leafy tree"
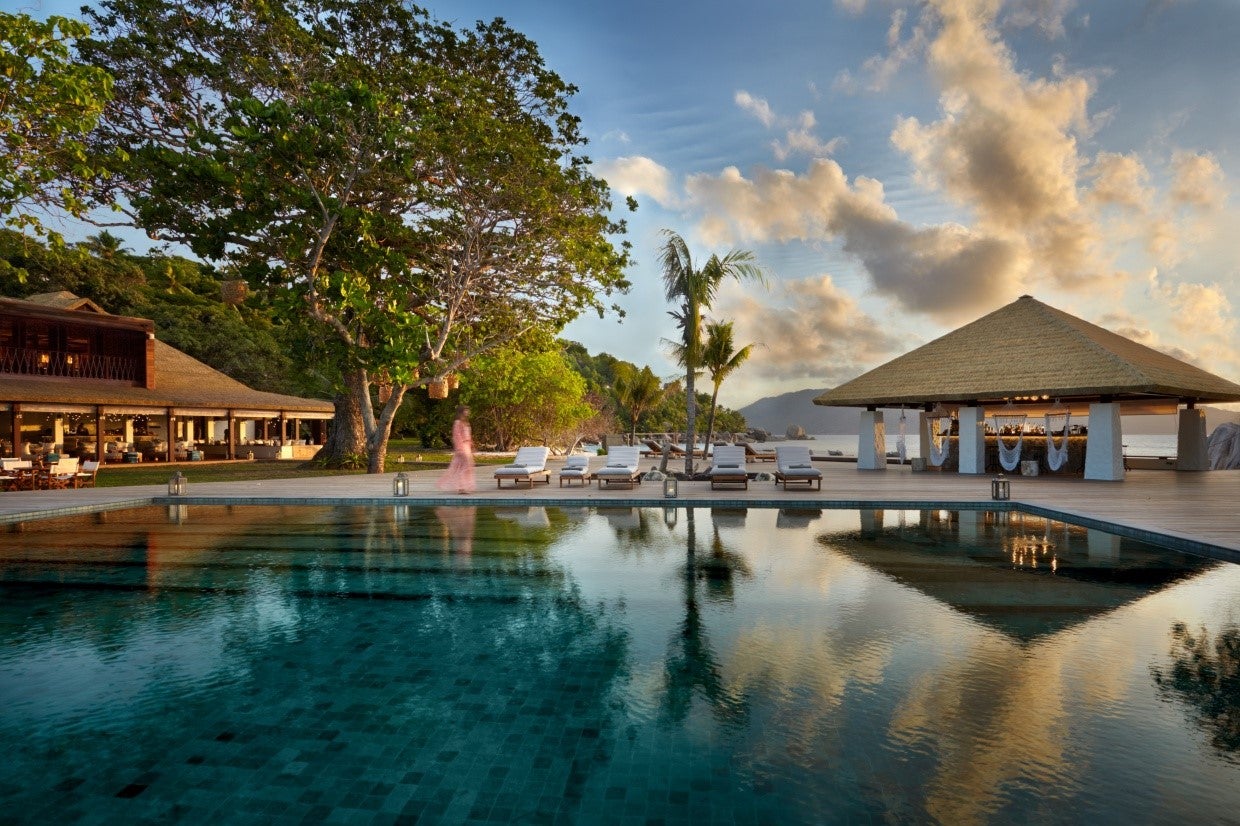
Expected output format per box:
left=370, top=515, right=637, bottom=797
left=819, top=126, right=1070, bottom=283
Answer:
left=82, top=0, right=630, bottom=472
left=658, top=230, right=763, bottom=474
left=0, top=13, right=114, bottom=242
left=699, top=320, right=754, bottom=450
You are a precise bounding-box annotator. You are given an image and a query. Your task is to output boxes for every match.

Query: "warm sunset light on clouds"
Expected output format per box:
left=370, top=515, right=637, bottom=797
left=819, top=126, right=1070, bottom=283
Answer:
left=570, top=0, right=1240, bottom=405
left=21, top=0, right=1240, bottom=406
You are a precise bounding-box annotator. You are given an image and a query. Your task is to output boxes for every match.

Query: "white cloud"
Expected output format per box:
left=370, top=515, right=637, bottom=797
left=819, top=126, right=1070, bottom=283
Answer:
left=594, top=156, right=678, bottom=208
left=1170, top=151, right=1226, bottom=210
left=1002, top=0, right=1077, bottom=39
left=685, top=159, right=1027, bottom=322
left=736, top=92, right=843, bottom=161
left=717, top=274, right=904, bottom=385
left=834, top=8, right=930, bottom=93
left=1087, top=152, right=1152, bottom=211
left=1144, top=271, right=1240, bottom=376
left=735, top=90, right=776, bottom=128
left=773, top=112, right=844, bottom=161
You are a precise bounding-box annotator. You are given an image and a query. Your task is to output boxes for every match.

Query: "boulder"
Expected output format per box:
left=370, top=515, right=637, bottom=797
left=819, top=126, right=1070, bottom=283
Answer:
left=786, top=424, right=807, bottom=439
left=1207, top=422, right=1240, bottom=469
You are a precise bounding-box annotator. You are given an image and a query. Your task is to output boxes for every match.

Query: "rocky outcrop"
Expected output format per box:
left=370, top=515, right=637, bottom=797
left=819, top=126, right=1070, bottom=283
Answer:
left=1208, top=423, right=1240, bottom=469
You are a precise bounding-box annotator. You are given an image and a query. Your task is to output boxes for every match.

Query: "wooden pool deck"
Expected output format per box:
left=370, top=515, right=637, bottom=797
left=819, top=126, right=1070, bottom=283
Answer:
left=1, top=461, right=1236, bottom=559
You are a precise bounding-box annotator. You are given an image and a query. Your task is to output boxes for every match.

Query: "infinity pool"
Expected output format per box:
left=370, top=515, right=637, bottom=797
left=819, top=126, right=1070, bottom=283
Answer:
left=1, top=505, right=1238, bottom=823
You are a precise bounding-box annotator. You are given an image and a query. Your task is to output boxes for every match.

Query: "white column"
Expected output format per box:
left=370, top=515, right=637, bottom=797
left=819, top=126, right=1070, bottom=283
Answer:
left=53, top=416, right=65, bottom=451
left=1084, top=402, right=1124, bottom=481
left=856, top=410, right=886, bottom=471
left=1176, top=408, right=1209, bottom=471
left=958, top=406, right=986, bottom=474
left=123, top=417, right=134, bottom=446
left=918, top=412, right=931, bottom=462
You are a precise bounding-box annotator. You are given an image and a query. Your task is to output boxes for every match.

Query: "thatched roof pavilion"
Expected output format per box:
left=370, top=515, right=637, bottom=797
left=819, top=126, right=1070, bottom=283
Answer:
left=1, top=293, right=333, bottom=462
left=813, top=295, right=1240, bottom=479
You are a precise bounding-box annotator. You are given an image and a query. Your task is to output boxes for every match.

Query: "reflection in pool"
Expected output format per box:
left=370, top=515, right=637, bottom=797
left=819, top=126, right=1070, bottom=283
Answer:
left=0, top=505, right=1237, bottom=823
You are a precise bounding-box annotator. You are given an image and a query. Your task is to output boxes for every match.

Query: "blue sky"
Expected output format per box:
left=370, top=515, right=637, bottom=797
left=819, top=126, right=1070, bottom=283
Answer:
left=13, top=0, right=1240, bottom=407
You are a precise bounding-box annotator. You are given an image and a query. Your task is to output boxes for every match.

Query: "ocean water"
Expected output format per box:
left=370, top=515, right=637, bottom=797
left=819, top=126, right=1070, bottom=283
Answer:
left=1, top=505, right=1239, bottom=823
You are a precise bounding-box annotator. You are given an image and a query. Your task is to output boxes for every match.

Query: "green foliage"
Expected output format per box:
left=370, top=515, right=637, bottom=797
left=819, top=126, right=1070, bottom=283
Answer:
left=83, top=0, right=632, bottom=471
left=562, top=340, right=626, bottom=396
left=1154, top=622, right=1240, bottom=758
left=0, top=13, right=116, bottom=241
left=613, top=363, right=665, bottom=442
left=700, top=320, right=755, bottom=446
left=460, top=345, right=593, bottom=451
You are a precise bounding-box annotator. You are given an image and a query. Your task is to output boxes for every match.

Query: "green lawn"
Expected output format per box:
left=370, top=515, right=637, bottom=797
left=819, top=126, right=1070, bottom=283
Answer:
left=95, top=442, right=509, bottom=488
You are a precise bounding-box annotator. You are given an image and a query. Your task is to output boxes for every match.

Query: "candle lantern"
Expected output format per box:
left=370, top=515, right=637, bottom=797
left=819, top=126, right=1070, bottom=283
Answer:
left=990, top=473, right=1010, bottom=501
left=393, top=471, right=410, bottom=497
left=168, top=471, right=187, bottom=496
left=663, top=476, right=679, bottom=498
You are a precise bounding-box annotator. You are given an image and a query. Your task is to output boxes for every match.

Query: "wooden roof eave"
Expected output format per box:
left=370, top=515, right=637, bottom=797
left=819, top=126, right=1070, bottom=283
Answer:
left=815, top=385, right=1240, bottom=408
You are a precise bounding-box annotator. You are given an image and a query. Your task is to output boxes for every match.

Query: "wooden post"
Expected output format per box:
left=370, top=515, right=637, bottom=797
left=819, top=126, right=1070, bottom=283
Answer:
left=278, top=412, right=287, bottom=446
left=95, top=406, right=103, bottom=462
left=227, top=410, right=236, bottom=460
left=11, top=405, right=21, bottom=457
left=166, top=408, right=176, bottom=463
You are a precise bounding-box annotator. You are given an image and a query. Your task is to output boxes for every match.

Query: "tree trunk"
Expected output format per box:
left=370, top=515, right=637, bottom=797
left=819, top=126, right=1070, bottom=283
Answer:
left=704, top=385, right=720, bottom=453
left=315, top=387, right=366, bottom=465
left=684, top=369, right=697, bottom=476
left=364, top=384, right=407, bottom=475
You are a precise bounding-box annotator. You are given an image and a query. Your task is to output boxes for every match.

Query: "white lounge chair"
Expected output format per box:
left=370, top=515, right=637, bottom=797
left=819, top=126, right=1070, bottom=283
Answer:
left=594, top=446, right=642, bottom=489
left=707, top=445, right=749, bottom=490
left=494, top=446, right=551, bottom=489
left=743, top=442, right=777, bottom=462
left=775, top=445, right=822, bottom=491
left=558, top=455, right=592, bottom=487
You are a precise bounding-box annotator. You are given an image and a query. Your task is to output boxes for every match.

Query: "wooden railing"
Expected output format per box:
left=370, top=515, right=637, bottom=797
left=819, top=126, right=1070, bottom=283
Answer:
left=0, top=346, right=141, bottom=383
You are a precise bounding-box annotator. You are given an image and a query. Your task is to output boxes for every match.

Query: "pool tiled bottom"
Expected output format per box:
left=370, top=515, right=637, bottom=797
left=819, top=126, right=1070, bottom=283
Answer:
left=2, top=504, right=1240, bottom=824
left=7, top=588, right=776, bottom=824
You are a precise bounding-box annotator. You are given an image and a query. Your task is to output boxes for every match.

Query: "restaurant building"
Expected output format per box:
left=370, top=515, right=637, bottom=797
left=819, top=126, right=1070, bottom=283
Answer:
left=0, top=292, right=334, bottom=463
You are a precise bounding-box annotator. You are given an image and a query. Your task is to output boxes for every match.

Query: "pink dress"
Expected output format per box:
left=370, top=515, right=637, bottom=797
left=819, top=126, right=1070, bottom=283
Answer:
left=437, top=418, right=475, bottom=493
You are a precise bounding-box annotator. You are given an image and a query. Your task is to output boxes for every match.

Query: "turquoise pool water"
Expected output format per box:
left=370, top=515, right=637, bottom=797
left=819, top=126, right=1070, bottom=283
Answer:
left=1, top=505, right=1238, bottom=824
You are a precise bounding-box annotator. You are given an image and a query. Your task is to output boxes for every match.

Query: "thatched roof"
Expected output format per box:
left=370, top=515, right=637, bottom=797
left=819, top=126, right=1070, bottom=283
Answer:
left=1, top=293, right=333, bottom=417
left=815, top=295, right=1240, bottom=408
left=23, top=291, right=108, bottom=314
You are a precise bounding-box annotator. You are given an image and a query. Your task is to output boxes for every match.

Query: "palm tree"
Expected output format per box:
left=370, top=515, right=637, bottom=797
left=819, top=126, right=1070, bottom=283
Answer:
left=614, top=364, right=665, bottom=445
left=700, top=320, right=754, bottom=450
left=79, top=231, right=128, bottom=260
left=658, top=230, right=763, bottom=475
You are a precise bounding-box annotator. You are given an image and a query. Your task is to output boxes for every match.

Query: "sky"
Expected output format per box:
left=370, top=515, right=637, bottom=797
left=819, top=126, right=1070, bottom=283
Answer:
left=12, top=0, right=1240, bottom=409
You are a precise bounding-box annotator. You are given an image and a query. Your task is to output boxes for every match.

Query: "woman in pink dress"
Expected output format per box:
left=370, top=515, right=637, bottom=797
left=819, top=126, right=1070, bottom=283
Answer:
left=437, top=406, right=475, bottom=494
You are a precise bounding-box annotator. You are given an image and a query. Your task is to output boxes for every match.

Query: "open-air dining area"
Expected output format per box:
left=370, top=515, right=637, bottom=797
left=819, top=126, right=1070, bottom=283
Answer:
left=0, top=292, right=335, bottom=476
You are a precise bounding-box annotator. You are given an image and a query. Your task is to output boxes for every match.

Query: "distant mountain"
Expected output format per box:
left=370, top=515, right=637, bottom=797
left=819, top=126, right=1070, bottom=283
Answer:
left=739, top=388, right=1240, bottom=436
left=739, top=388, right=906, bottom=435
